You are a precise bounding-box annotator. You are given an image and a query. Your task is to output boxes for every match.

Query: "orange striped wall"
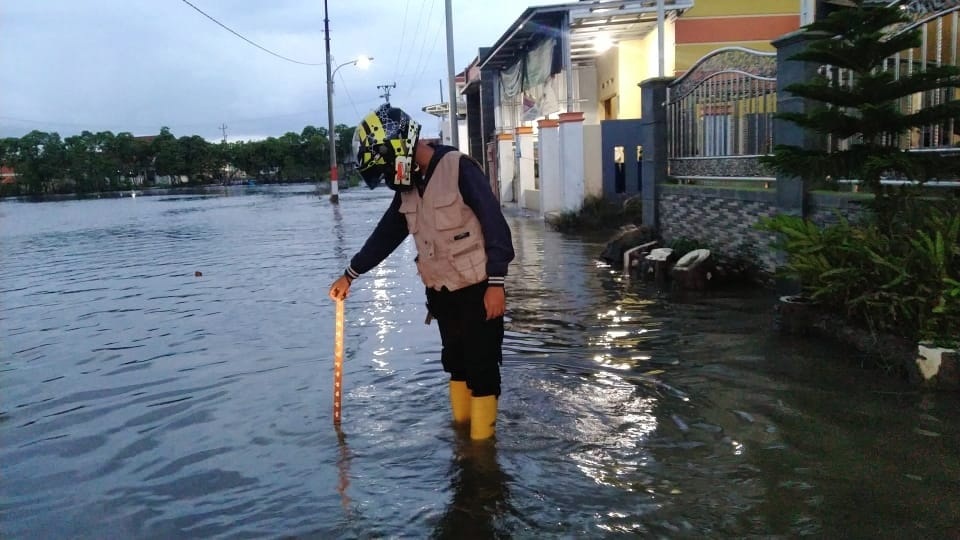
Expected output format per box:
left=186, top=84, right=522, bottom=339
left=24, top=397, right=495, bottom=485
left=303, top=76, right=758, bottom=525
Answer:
left=675, top=0, right=802, bottom=73
left=676, top=15, right=799, bottom=44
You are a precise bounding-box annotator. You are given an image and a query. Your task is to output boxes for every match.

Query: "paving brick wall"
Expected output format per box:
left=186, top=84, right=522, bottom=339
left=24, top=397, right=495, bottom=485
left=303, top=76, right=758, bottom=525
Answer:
left=658, top=185, right=781, bottom=271
left=807, top=192, right=871, bottom=227
left=657, top=185, right=875, bottom=273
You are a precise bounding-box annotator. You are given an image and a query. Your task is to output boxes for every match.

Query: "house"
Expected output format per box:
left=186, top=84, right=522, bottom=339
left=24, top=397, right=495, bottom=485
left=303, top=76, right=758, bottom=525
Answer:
left=421, top=70, right=469, bottom=154
left=0, top=166, right=16, bottom=186
left=456, top=0, right=807, bottom=215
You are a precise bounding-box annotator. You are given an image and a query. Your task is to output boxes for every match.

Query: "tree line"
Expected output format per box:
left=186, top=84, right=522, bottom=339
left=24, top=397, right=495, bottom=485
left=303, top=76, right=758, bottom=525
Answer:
left=0, top=124, right=357, bottom=196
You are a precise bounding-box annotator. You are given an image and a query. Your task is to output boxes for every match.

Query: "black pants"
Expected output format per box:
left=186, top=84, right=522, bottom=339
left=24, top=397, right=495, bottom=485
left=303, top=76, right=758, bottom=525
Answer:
left=425, top=282, right=503, bottom=398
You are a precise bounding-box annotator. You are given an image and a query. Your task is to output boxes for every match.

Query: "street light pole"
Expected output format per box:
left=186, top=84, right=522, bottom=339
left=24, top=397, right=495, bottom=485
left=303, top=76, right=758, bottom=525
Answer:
left=323, top=0, right=339, bottom=203
left=323, top=56, right=373, bottom=199
left=323, top=2, right=372, bottom=204
left=444, top=0, right=458, bottom=149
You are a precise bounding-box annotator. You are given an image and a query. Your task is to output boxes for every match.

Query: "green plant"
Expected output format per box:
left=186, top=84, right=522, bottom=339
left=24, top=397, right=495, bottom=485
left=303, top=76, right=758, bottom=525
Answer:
left=931, top=277, right=960, bottom=348
left=549, top=195, right=642, bottom=233
left=759, top=205, right=960, bottom=344
left=912, top=208, right=960, bottom=347
left=666, top=236, right=708, bottom=255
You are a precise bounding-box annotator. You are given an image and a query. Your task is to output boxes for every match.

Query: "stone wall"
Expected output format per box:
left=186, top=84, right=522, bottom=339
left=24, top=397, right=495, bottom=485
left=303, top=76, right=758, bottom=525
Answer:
left=807, top=191, right=872, bottom=227
left=657, top=185, right=876, bottom=273
left=658, top=184, right=781, bottom=271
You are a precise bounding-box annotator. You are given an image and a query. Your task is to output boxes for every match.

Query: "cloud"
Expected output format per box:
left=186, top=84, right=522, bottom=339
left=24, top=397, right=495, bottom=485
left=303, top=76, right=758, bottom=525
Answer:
left=0, top=0, right=526, bottom=142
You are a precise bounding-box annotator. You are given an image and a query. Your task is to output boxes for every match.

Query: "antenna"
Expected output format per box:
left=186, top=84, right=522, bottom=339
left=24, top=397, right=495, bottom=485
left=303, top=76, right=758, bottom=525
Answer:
left=219, top=123, right=228, bottom=143
left=377, top=82, right=397, bottom=104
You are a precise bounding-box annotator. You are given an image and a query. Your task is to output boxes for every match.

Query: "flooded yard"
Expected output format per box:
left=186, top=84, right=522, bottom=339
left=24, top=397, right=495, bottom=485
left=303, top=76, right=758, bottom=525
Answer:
left=1, top=185, right=958, bottom=538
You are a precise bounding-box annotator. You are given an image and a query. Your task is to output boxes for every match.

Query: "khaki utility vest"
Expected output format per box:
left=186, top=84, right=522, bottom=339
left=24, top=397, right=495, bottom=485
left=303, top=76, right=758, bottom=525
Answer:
left=399, top=151, right=488, bottom=291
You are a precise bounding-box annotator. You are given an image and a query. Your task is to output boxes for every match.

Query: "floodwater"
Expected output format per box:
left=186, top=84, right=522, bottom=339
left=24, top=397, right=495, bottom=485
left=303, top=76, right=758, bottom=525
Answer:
left=1, top=185, right=958, bottom=539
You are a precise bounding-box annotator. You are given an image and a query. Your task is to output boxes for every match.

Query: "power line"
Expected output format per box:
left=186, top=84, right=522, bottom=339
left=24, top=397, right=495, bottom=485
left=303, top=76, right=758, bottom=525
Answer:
left=338, top=72, right=361, bottom=120
left=396, top=0, right=430, bottom=77
left=178, top=0, right=324, bottom=66
left=405, top=0, right=444, bottom=98
left=391, top=1, right=412, bottom=82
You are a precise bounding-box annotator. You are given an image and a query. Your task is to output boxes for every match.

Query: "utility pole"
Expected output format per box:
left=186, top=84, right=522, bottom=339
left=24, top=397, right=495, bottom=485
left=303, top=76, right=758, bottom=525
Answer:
left=377, top=83, right=397, bottom=104
left=324, top=0, right=339, bottom=203
left=219, top=123, right=228, bottom=144
left=444, top=0, right=459, bottom=148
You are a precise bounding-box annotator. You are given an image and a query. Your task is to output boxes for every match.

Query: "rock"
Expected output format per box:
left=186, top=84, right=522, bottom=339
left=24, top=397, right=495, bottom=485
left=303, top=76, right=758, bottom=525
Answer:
left=775, top=295, right=819, bottom=335
left=670, top=249, right=714, bottom=291
left=915, top=344, right=960, bottom=390
left=940, top=350, right=960, bottom=389
left=624, top=240, right=659, bottom=271
left=642, top=248, right=676, bottom=284
left=600, top=224, right=658, bottom=266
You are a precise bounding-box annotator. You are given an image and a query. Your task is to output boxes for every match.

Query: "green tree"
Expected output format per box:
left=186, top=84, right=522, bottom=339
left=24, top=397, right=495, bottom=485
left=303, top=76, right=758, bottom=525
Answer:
left=133, top=136, right=155, bottom=184
left=12, top=131, right=66, bottom=195
left=64, top=130, right=123, bottom=193
left=334, top=123, right=355, bottom=167
left=301, top=125, right=329, bottom=180
left=762, top=0, right=960, bottom=214
left=109, top=132, right=139, bottom=186
left=64, top=131, right=96, bottom=193
left=177, top=135, right=213, bottom=182
left=760, top=1, right=960, bottom=347
left=211, top=141, right=231, bottom=183
left=277, top=131, right=305, bottom=180
left=152, top=127, right=183, bottom=180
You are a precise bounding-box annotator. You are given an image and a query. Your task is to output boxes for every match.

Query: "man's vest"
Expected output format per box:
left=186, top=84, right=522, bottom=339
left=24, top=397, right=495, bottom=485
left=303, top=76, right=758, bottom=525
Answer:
left=399, top=151, right=488, bottom=291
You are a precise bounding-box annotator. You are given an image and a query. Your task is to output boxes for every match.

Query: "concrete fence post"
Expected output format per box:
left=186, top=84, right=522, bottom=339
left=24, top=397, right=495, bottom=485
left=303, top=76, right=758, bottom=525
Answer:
left=772, top=29, right=827, bottom=217
left=638, top=77, right=673, bottom=230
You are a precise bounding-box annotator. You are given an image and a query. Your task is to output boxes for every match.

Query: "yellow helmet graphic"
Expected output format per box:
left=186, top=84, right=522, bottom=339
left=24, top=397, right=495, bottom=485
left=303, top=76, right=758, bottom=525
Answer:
left=353, top=104, right=421, bottom=190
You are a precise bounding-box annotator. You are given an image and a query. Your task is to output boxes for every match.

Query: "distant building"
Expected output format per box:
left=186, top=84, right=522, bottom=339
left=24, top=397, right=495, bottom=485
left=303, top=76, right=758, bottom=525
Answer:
left=421, top=71, right=468, bottom=154
left=1, top=165, right=16, bottom=185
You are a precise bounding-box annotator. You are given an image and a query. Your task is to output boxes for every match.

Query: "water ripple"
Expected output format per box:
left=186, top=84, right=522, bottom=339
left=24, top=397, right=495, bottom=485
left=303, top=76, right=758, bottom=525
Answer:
left=1, top=187, right=958, bottom=538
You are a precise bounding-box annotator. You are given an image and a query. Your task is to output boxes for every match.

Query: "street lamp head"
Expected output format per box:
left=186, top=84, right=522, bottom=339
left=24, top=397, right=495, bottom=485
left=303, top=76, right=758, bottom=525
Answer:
left=355, top=56, right=373, bottom=70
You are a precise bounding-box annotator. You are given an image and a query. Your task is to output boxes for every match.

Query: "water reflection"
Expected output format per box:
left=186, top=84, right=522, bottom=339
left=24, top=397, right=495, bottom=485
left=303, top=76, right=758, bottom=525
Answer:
left=2, top=188, right=959, bottom=538
left=336, top=427, right=353, bottom=513
left=432, top=432, right=512, bottom=539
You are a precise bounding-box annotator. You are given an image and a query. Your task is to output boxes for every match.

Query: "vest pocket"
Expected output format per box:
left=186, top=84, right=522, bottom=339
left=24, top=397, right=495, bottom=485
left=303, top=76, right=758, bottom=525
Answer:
left=433, top=191, right=463, bottom=231
left=450, top=243, right=485, bottom=285
left=399, top=197, right=419, bottom=233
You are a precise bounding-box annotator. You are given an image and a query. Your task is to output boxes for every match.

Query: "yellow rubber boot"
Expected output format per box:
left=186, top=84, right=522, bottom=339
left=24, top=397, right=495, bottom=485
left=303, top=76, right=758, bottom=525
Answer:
left=449, top=380, right=472, bottom=423
left=469, top=395, right=497, bottom=440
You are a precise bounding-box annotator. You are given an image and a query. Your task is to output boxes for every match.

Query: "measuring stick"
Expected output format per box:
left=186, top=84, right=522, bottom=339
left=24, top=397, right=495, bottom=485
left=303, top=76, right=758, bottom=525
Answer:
left=334, top=298, right=345, bottom=424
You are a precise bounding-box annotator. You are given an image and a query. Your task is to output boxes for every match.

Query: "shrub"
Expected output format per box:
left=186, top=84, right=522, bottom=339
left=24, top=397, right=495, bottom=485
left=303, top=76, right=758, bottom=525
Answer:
left=549, top=195, right=642, bottom=233
left=759, top=202, right=960, bottom=345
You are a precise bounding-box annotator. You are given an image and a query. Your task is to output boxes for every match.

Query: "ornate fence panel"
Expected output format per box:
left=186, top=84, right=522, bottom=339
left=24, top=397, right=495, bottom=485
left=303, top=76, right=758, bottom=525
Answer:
left=828, top=1, right=960, bottom=156
left=666, top=47, right=778, bottom=184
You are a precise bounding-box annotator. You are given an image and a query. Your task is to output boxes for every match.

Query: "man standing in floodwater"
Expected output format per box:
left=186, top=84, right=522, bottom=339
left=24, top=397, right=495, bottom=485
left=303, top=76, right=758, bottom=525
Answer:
left=328, top=104, right=515, bottom=440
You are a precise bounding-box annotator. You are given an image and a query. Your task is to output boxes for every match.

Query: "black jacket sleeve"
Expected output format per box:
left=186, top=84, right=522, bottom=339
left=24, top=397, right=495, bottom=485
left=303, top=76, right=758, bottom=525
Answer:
left=344, top=192, right=409, bottom=279
left=458, top=156, right=515, bottom=287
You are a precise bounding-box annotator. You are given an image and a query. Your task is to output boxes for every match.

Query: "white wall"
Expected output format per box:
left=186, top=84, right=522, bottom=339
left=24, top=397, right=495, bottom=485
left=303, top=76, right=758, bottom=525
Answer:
left=576, top=64, right=600, bottom=125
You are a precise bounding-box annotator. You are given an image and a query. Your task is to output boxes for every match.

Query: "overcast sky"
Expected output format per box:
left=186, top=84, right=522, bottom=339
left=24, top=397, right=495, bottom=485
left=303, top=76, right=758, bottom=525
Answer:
left=0, top=0, right=526, bottom=142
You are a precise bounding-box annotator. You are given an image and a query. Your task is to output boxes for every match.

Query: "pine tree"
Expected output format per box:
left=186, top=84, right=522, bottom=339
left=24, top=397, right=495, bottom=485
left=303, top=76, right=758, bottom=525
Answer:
left=762, top=0, right=960, bottom=209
